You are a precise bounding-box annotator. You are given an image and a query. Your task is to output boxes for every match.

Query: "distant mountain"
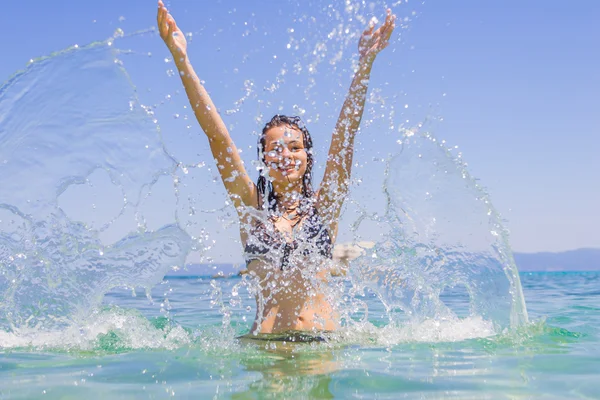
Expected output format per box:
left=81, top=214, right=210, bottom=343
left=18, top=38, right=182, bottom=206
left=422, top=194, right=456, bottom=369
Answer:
left=513, top=248, right=600, bottom=271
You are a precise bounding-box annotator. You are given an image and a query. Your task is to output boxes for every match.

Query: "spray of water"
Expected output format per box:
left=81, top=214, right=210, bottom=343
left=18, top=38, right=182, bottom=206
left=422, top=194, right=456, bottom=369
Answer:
left=0, top=1, right=528, bottom=350
left=340, top=130, right=528, bottom=342
left=0, top=32, right=191, bottom=341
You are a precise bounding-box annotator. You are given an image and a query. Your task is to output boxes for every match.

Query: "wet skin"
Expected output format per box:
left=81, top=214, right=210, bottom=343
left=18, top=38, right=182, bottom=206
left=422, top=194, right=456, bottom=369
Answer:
left=244, top=125, right=338, bottom=334
left=158, top=0, right=396, bottom=335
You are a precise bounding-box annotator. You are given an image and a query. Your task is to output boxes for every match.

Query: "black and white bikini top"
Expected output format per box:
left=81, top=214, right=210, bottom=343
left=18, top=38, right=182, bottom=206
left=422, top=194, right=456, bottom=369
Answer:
left=243, top=198, right=333, bottom=270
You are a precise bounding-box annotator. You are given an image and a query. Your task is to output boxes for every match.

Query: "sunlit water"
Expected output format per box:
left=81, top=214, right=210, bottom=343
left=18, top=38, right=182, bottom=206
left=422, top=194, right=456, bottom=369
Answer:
left=0, top=272, right=597, bottom=399
left=0, top=1, right=593, bottom=398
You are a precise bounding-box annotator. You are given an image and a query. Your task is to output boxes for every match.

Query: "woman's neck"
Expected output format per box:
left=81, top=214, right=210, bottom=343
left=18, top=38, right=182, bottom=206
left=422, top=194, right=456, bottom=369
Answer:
left=272, top=184, right=303, bottom=210
left=274, top=193, right=302, bottom=210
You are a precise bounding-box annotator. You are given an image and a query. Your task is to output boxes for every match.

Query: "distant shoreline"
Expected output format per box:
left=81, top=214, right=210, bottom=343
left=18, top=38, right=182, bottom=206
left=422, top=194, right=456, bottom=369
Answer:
left=166, top=248, right=600, bottom=277
left=163, top=270, right=600, bottom=280
left=513, top=248, right=600, bottom=272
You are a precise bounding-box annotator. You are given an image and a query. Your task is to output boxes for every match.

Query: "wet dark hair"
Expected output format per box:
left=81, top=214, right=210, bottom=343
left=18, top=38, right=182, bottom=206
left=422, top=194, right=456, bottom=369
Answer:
left=256, top=115, right=314, bottom=211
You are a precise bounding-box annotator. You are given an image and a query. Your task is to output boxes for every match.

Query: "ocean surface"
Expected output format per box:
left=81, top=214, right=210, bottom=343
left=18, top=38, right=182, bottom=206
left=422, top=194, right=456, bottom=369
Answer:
left=1, top=271, right=598, bottom=399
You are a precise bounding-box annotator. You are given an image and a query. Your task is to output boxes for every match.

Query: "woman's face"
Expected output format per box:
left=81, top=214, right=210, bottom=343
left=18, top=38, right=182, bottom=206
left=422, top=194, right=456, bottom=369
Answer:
left=263, top=125, right=308, bottom=186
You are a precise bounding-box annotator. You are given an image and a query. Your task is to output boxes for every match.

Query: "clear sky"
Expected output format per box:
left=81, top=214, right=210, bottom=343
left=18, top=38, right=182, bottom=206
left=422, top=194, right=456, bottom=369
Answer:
left=1, top=0, right=599, bottom=255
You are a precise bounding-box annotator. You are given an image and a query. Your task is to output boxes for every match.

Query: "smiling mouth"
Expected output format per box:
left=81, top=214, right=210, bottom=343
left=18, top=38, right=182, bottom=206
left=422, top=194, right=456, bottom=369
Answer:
left=271, top=163, right=296, bottom=172
left=269, top=161, right=299, bottom=174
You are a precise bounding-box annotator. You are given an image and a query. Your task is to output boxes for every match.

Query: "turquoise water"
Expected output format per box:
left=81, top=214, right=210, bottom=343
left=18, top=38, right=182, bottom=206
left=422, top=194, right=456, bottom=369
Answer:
left=1, top=271, right=597, bottom=399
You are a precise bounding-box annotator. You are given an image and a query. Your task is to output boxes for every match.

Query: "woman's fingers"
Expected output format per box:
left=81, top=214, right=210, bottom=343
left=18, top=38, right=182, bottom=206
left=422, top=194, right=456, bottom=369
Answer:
left=157, top=0, right=178, bottom=42
left=381, top=23, right=392, bottom=42
left=167, top=16, right=175, bottom=37
left=363, top=23, right=375, bottom=38
left=377, top=11, right=395, bottom=47
left=157, top=4, right=168, bottom=37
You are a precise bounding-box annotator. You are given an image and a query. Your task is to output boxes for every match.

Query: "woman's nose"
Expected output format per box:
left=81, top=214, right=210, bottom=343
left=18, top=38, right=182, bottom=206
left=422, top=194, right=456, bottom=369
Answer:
left=280, top=147, right=292, bottom=158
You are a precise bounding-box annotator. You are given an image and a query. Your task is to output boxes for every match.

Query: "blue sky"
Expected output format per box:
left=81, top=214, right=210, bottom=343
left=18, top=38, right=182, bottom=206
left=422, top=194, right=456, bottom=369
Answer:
left=1, top=0, right=599, bottom=255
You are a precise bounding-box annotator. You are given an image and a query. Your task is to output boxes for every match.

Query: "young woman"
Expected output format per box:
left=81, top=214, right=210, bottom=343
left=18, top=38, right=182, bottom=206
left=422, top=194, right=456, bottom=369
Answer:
left=157, top=1, right=395, bottom=335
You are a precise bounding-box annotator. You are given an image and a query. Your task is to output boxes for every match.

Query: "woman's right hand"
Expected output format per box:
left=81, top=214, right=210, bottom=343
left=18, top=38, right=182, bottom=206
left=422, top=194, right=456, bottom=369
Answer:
left=157, top=0, right=187, bottom=58
left=358, top=9, right=395, bottom=64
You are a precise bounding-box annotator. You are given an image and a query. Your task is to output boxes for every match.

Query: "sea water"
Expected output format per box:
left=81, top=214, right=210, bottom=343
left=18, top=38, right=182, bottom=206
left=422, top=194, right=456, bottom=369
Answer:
left=0, top=272, right=598, bottom=399
left=1, top=2, right=595, bottom=399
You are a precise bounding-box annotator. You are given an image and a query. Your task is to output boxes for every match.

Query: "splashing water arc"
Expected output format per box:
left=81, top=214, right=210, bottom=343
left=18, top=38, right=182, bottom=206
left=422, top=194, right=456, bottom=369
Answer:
left=351, top=131, right=528, bottom=332
left=0, top=39, right=192, bottom=335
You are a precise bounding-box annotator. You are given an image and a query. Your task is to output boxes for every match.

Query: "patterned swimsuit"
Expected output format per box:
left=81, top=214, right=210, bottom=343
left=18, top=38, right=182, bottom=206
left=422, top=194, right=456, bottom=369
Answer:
left=244, top=203, right=333, bottom=270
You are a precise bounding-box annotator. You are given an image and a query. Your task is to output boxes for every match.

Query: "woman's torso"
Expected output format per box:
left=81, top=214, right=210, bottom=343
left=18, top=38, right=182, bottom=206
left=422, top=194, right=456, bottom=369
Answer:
left=241, top=200, right=337, bottom=334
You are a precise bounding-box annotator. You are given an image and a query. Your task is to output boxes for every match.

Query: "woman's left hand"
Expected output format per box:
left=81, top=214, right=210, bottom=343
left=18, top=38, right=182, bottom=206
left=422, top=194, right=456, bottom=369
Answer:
left=358, top=9, right=396, bottom=63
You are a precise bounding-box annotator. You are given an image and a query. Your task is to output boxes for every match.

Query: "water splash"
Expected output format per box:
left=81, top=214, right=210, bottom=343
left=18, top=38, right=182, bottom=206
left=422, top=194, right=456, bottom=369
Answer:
left=0, top=36, right=192, bottom=335
left=0, top=306, right=191, bottom=351
left=0, top=0, right=528, bottom=348
left=345, top=130, right=528, bottom=333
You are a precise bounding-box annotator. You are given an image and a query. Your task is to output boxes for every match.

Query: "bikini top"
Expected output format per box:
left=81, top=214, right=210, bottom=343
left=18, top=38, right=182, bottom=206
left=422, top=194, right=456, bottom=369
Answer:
left=243, top=200, right=333, bottom=270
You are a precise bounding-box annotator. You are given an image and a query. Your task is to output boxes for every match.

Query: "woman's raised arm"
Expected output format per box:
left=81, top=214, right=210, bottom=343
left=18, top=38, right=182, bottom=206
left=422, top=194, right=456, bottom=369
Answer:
left=157, top=1, right=256, bottom=210
left=317, top=10, right=396, bottom=239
